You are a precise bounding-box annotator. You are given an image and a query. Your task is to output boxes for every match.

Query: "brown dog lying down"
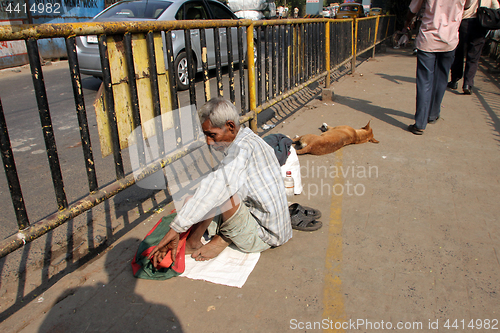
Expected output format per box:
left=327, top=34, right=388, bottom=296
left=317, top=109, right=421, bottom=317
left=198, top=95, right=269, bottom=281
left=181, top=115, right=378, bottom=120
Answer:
left=292, top=121, right=379, bottom=155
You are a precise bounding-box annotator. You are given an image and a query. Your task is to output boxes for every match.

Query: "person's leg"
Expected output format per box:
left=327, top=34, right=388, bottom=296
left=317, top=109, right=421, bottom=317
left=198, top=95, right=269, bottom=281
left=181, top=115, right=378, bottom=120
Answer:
left=463, top=19, right=488, bottom=89
left=428, top=50, right=455, bottom=122
left=217, top=202, right=270, bottom=253
left=415, top=50, right=436, bottom=130
left=449, top=20, right=467, bottom=84
left=192, top=198, right=270, bottom=261
left=185, top=195, right=241, bottom=257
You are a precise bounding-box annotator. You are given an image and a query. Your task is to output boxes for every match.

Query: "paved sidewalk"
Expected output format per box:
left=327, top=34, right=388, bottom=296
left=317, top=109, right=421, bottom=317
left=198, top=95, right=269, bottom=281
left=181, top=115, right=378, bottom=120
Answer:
left=1, top=47, right=499, bottom=333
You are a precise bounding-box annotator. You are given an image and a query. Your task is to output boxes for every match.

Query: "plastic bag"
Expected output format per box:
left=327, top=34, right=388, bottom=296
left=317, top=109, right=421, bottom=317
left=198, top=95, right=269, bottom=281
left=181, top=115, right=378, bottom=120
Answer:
left=280, top=146, right=303, bottom=195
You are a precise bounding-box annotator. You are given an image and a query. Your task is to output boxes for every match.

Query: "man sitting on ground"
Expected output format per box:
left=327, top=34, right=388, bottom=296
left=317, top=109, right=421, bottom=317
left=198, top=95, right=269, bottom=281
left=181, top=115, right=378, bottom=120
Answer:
left=148, top=97, right=292, bottom=265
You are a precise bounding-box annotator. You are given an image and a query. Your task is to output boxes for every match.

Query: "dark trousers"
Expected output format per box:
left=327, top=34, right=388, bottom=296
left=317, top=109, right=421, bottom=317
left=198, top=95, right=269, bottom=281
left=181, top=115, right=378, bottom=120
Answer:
left=450, top=18, right=488, bottom=88
left=415, top=50, right=455, bottom=130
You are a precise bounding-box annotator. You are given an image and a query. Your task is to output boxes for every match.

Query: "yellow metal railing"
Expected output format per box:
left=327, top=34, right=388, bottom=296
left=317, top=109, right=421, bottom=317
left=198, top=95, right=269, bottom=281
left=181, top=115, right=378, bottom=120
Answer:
left=0, top=16, right=395, bottom=257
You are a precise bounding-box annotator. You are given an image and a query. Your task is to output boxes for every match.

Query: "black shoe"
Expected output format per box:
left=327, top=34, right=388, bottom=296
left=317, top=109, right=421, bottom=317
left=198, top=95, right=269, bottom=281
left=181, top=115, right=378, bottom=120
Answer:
left=463, top=85, right=472, bottom=95
left=408, top=124, right=424, bottom=135
left=447, top=81, right=458, bottom=90
left=428, top=116, right=440, bottom=124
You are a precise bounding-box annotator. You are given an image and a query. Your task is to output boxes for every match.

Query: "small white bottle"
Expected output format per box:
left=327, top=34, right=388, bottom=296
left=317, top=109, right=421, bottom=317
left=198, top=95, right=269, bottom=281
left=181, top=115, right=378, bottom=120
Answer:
left=284, top=171, right=295, bottom=201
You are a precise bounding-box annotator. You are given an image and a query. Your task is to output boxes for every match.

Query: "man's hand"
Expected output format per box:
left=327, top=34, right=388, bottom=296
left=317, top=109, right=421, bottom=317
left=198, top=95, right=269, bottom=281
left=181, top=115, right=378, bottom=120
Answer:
left=147, top=228, right=180, bottom=267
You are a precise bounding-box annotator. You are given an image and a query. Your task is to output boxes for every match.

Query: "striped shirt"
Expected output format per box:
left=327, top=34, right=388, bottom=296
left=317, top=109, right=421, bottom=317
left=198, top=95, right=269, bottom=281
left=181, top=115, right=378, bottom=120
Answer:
left=170, top=127, right=292, bottom=247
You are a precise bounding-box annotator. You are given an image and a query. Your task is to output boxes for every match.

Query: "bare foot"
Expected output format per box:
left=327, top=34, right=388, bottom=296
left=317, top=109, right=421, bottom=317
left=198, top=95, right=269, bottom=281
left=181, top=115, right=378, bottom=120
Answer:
left=191, top=235, right=231, bottom=261
left=185, top=238, right=203, bottom=255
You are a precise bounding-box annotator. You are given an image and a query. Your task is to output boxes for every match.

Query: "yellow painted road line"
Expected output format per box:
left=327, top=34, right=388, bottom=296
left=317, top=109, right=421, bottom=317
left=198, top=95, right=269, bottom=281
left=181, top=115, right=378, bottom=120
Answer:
left=323, top=150, right=345, bottom=332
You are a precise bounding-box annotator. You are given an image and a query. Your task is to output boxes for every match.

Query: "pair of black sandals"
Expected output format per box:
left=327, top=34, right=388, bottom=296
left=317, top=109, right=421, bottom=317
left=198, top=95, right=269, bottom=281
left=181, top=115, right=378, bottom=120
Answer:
left=289, top=203, right=323, bottom=231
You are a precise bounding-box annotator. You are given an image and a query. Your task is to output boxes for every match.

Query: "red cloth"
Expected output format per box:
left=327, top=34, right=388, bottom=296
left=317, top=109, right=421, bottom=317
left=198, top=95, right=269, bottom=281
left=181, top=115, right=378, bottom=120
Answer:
left=131, top=212, right=191, bottom=279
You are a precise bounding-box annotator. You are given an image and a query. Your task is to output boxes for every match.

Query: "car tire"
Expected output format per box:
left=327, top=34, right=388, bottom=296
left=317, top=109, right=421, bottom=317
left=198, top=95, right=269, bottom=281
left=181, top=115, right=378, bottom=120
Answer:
left=174, top=51, right=190, bottom=91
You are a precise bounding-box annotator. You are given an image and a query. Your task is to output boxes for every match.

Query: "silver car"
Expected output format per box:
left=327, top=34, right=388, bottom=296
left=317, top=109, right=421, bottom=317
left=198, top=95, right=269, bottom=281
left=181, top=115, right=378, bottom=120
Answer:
left=76, top=0, right=246, bottom=90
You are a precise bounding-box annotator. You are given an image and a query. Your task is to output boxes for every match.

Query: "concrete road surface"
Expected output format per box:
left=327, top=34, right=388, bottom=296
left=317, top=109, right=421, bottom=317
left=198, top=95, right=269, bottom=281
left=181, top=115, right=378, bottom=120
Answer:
left=1, top=47, right=499, bottom=333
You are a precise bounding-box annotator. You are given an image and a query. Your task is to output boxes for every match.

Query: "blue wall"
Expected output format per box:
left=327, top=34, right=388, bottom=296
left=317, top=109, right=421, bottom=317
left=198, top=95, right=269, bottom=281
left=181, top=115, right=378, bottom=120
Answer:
left=0, top=0, right=105, bottom=68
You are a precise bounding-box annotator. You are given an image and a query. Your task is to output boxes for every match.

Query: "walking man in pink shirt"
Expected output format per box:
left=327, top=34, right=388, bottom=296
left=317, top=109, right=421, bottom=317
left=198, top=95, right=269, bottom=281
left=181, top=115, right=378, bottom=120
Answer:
left=403, top=0, right=473, bottom=135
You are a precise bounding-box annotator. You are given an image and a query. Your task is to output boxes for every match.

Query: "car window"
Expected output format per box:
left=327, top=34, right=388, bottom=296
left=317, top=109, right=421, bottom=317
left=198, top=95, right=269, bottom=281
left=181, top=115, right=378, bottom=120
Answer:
left=206, top=1, right=235, bottom=19
left=176, top=1, right=209, bottom=20
left=339, top=5, right=359, bottom=12
left=97, top=0, right=173, bottom=19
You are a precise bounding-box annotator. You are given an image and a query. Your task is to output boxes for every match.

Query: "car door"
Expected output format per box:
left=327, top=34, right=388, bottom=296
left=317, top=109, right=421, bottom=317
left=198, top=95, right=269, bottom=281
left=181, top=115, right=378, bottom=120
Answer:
left=205, top=0, right=240, bottom=66
left=175, top=0, right=214, bottom=70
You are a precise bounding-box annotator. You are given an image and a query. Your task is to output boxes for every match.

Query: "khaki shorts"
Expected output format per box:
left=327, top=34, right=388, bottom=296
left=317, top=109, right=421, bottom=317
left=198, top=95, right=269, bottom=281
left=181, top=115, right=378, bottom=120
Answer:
left=208, top=203, right=270, bottom=253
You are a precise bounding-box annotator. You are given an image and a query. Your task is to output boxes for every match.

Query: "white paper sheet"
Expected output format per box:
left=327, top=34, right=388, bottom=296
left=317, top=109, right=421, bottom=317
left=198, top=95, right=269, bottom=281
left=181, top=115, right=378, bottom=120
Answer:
left=180, top=245, right=260, bottom=288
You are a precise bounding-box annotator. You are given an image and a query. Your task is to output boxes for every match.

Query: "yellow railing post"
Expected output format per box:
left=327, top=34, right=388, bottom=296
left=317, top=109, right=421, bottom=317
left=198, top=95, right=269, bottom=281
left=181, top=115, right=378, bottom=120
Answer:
left=325, top=21, right=331, bottom=88
left=351, top=19, right=357, bottom=74
left=373, top=16, right=380, bottom=58
left=246, top=23, right=257, bottom=132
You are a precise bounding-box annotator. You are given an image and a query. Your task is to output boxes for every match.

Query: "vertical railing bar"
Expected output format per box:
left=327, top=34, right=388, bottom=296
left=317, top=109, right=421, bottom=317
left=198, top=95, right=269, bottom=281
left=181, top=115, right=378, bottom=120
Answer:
left=302, top=23, right=309, bottom=83
left=213, top=27, right=223, bottom=97
left=321, top=22, right=324, bottom=73
left=309, top=23, right=318, bottom=78
left=165, top=31, right=182, bottom=148
left=312, top=23, right=315, bottom=75
left=318, top=22, right=321, bottom=73
left=301, top=24, right=305, bottom=84
left=184, top=29, right=201, bottom=144
left=246, top=24, right=257, bottom=132
left=295, top=24, right=299, bottom=86
left=145, top=32, right=165, bottom=156
left=165, top=31, right=179, bottom=112
left=272, top=25, right=277, bottom=98
left=265, top=25, right=270, bottom=101
left=373, top=16, right=380, bottom=58
left=200, top=28, right=211, bottom=103
left=325, top=22, right=331, bottom=88
left=26, top=38, right=68, bottom=210
left=278, top=24, right=282, bottom=95
left=291, top=24, right=295, bottom=88
left=321, top=22, right=324, bottom=72
left=0, top=97, right=30, bottom=230
left=319, top=23, right=323, bottom=73
left=226, top=26, right=235, bottom=104
left=98, top=34, right=125, bottom=180
left=310, top=23, right=318, bottom=77
left=65, top=36, right=98, bottom=193
left=305, top=24, right=309, bottom=81
left=184, top=29, right=197, bottom=108
left=256, top=25, right=262, bottom=106
left=284, top=24, right=289, bottom=92
left=123, top=33, right=146, bottom=168
left=312, top=23, right=316, bottom=75
left=331, top=22, right=334, bottom=69
left=237, top=26, right=246, bottom=113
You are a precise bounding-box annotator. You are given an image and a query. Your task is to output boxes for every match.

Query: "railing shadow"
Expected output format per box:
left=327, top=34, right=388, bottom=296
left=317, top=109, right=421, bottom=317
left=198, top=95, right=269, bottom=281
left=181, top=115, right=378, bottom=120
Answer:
left=475, top=59, right=500, bottom=146
left=0, top=185, right=168, bottom=322
left=37, top=238, right=183, bottom=332
left=0, top=139, right=218, bottom=324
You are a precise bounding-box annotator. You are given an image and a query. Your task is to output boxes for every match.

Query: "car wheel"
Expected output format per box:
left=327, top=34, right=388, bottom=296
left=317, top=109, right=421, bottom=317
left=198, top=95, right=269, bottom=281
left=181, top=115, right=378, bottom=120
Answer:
left=174, top=51, right=189, bottom=91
